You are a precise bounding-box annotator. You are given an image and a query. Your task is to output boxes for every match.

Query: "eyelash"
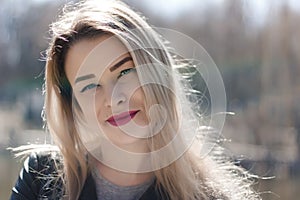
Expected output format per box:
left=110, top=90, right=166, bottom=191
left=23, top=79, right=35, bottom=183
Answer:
left=80, top=83, right=100, bottom=93
left=117, top=68, right=135, bottom=79
left=80, top=68, right=135, bottom=93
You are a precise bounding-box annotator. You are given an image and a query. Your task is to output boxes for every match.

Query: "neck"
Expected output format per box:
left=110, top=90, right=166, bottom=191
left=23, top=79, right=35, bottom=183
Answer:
left=95, top=161, right=154, bottom=187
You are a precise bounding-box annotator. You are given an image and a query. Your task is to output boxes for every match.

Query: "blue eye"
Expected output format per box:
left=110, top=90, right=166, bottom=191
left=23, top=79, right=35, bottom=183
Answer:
left=118, top=68, right=136, bottom=78
left=80, top=83, right=100, bottom=93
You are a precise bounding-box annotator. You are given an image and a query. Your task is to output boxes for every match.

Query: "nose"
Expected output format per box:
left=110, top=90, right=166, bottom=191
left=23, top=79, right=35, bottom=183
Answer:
left=103, top=86, right=127, bottom=108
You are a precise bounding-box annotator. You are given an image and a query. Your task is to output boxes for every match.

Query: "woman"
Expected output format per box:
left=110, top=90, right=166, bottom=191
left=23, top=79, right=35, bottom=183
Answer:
left=10, top=0, right=261, bottom=199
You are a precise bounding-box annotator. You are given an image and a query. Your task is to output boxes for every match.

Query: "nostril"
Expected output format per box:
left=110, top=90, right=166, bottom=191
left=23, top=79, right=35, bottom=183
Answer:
left=117, top=94, right=126, bottom=105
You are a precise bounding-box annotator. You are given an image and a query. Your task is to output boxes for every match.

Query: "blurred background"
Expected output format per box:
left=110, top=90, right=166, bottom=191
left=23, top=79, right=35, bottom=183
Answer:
left=1, top=0, right=299, bottom=199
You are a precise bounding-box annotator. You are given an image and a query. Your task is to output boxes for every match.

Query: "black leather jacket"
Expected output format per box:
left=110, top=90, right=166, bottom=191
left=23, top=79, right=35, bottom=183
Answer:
left=10, top=152, right=167, bottom=200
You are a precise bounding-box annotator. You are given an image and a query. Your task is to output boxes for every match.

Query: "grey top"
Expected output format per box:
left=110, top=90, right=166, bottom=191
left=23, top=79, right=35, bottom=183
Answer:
left=92, top=168, right=155, bottom=200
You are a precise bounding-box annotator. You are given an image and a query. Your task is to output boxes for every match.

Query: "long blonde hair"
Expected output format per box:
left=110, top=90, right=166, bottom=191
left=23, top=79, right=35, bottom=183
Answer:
left=43, top=0, right=261, bottom=199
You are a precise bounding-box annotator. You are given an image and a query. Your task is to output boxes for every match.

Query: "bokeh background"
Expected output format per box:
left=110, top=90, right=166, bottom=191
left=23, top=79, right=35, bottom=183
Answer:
left=1, top=0, right=299, bottom=199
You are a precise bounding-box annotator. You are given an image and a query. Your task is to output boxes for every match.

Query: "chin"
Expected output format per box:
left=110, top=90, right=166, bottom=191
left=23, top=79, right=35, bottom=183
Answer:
left=111, top=135, right=148, bottom=153
left=113, top=133, right=140, bottom=145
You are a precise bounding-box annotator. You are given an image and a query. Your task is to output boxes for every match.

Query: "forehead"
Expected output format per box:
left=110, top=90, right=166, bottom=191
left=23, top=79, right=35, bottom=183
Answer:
left=64, top=35, right=130, bottom=85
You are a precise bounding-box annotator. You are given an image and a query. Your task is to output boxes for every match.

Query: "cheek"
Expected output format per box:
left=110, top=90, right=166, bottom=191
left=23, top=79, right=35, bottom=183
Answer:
left=130, top=87, right=146, bottom=107
left=94, top=91, right=108, bottom=120
left=72, top=91, right=103, bottom=124
left=130, top=88, right=149, bottom=125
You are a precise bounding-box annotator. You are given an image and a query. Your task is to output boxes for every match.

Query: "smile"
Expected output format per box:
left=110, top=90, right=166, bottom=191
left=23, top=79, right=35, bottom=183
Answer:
left=106, top=110, right=139, bottom=127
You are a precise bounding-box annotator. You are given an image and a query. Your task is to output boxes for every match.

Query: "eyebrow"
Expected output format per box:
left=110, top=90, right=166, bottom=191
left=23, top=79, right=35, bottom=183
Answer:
left=75, top=74, right=96, bottom=84
left=74, top=56, right=133, bottom=84
left=109, top=56, right=133, bottom=72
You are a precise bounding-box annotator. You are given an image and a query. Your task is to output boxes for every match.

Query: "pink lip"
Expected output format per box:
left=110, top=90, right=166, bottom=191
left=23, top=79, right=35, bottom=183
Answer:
left=106, top=110, right=139, bottom=127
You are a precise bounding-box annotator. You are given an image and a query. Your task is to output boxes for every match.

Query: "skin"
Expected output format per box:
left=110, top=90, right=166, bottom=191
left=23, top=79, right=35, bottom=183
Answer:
left=64, top=34, right=154, bottom=186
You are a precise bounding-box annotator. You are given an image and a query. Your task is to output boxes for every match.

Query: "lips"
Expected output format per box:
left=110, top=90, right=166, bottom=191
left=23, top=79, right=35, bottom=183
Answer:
left=106, top=110, right=139, bottom=127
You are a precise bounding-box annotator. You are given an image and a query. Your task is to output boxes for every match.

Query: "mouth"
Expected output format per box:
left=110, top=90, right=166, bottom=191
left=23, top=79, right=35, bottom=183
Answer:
left=106, top=110, right=139, bottom=127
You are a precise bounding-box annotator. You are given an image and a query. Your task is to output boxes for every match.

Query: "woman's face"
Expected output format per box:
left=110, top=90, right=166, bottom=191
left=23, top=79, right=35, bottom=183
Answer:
left=64, top=35, right=149, bottom=152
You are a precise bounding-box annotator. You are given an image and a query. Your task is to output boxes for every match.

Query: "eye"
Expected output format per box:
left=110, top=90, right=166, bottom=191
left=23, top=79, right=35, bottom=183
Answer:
left=80, top=83, right=100, bottom=93
left=118, top=68, right=136, bottom=79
